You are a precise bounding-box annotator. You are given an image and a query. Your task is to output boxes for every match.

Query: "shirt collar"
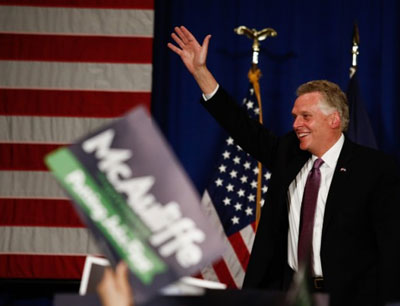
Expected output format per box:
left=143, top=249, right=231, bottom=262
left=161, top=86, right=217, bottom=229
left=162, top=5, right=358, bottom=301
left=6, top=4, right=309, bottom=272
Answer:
left=311, top=134, right=344, bottom=168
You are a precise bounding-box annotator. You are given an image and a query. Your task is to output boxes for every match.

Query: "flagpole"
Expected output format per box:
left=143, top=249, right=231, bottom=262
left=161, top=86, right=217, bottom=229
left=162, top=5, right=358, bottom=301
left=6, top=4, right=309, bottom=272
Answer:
left=350, top=22, right=359, bottom=78
left=234, top=26, right=277, bottom=230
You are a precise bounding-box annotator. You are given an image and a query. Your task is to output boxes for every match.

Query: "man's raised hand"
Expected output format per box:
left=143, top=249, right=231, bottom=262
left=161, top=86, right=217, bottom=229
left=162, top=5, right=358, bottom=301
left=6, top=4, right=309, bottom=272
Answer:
left=167, top=26, right=211, bottom=75
left=167, top=26, right=217, bottom=95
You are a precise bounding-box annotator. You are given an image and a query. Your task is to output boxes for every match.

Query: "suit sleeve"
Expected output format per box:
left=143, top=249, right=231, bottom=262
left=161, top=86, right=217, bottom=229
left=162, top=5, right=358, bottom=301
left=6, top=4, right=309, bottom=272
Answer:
left=201, top=87, right=279, bottom=169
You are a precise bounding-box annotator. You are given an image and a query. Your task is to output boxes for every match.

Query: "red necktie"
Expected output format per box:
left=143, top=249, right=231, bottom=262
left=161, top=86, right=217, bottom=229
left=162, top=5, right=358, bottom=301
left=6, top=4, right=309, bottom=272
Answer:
left=297, top=158, right=324, bottom=270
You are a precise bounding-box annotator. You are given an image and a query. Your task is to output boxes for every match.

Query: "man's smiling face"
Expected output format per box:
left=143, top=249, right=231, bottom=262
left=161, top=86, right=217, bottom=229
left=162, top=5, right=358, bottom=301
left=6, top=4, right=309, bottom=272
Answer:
left=292, top=92, right=339, bottom=157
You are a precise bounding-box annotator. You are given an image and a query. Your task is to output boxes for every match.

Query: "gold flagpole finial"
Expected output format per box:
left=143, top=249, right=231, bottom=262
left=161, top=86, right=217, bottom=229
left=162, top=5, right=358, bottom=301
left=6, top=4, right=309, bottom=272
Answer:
left=350, top=22, right=360, bottom=77
left=234, top=26, right=277, bottom=66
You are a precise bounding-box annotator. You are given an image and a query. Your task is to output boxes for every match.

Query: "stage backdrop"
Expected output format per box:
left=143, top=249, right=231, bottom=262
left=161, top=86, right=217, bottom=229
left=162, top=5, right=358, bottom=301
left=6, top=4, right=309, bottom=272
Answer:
left=152, top=0, right=400, bottom=194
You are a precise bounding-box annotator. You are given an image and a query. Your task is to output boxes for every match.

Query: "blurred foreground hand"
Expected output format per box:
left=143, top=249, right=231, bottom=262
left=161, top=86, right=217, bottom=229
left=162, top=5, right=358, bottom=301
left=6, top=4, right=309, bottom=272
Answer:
left=97, top=261, right=134, bottom=306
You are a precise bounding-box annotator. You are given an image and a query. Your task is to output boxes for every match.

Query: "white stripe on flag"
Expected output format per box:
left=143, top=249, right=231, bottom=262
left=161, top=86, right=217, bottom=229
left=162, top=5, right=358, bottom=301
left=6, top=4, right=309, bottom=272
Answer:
left=220, top=239, right=246, bottom=288
left=228, top=224, right=254, bottom=289
left=200, top=190, right=246, bottom=288
left=0, top=61, right=152, bottom=92
left=200, top=263, right=221, bottom=283
left=201, top=190, right=227, bottom=232
left=0, top=116, right=114, bottom=143
left=240, top=222, right=256, bottom=253
left=0, top=6, right=154, bottom=37
left=0, top=226, right=100, bottom=255
left=0, top=171, right=67, bottom=198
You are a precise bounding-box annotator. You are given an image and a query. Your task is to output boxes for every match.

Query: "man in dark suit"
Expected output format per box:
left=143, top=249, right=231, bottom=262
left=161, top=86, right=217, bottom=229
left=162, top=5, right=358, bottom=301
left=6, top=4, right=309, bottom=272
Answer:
left=168, top=26, right=400, bottom=305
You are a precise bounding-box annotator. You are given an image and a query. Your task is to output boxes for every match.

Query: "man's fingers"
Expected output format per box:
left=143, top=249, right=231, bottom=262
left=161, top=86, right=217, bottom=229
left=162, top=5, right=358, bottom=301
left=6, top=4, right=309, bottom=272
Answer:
left=167, top=42, right=182, bottom=55
left=202, top=34, right=212, bottom=50
left=169, top=26, right=205, bottom=55
left=170, top=32, right=185, bottom=49
left=180, top=26, right=197, bottom=43
left=175, top=26, right=189, bottom=44
left=115, top=262, right=130, bottom=291
left=97, top=268, right=113, bottom=291
left=116, top=262, right=134, bottom=305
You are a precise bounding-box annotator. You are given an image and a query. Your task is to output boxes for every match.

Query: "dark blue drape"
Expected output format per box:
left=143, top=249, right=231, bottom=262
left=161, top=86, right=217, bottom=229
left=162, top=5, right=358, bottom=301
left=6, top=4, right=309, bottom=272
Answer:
left=152, top=0, right=400, bottom=193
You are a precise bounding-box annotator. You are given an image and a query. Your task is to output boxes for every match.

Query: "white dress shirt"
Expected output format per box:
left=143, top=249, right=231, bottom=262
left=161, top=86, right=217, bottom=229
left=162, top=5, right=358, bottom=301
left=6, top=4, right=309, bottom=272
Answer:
left=202, top=84, right=220, bottom=101
left=287, top=134, right=344, bottom=276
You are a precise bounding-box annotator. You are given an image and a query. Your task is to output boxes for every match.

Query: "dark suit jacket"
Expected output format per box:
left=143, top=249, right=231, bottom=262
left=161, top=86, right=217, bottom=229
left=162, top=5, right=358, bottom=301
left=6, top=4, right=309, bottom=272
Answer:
left=201, top=87, right=400, bottom=306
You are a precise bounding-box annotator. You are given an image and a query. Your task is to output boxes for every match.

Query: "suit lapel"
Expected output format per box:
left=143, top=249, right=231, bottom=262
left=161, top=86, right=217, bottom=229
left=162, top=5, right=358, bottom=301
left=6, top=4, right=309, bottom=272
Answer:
left=321, top=138, right=356, bottom=239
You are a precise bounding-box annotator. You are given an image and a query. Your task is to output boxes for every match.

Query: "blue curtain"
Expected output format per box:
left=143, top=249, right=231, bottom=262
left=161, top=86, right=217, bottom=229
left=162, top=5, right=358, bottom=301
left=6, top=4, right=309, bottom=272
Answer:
left=152, top=0, right=400, bottom=193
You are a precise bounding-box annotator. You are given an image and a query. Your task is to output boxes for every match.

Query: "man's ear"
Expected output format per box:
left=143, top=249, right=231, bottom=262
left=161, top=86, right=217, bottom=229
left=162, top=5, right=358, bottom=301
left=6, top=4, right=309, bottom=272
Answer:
left=330, top=112, right=341, bottom=129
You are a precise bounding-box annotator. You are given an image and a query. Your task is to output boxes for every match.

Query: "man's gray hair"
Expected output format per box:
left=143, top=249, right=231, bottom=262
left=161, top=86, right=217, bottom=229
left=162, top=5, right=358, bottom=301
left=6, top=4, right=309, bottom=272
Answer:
left=296, top=80, right=349, bottom=131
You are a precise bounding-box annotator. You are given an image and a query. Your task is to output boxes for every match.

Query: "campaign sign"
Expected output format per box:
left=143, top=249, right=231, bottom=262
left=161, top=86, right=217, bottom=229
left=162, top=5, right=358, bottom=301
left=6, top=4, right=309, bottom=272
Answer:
left=45, top=106, right=225, bottom=302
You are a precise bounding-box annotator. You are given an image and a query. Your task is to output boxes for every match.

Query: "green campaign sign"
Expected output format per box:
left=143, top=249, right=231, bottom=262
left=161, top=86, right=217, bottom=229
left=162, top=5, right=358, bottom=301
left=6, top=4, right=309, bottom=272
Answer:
left=46, top=148, right=167, bottom=285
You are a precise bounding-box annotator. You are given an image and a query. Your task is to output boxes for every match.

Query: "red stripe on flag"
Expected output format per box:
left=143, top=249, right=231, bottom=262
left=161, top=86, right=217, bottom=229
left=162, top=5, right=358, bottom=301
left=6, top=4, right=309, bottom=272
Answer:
left=0, top=34, right=153, bottom=63
left=0, top=89, right=151, bottom=117
left=0, top=254, right=86, bottom=279
left=212, top=259, right=237, bottom=289
left=0, top=198, right=84, bottom=227
left=228, top=231, right=251, bottom=271
left=0, top=0, right=154, bottom=9
left=0, top=143, right=64, bottom=171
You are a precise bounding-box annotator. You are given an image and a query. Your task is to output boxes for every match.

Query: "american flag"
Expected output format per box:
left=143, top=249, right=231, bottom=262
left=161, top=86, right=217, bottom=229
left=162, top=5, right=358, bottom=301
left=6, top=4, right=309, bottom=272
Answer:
left=200, top=85, right=271, bottom=288
left=0, top=0, right=153, bottom=279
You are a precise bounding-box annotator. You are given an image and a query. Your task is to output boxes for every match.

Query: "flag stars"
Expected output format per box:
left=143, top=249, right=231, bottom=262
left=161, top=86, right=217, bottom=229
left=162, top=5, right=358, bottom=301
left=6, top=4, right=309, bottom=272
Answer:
left=250, top=180, right=257, bottom=189
left=233, top=156, right=241, bottom=164
left=234, top=203, right=242, bottom=211
left=230, top=170, right=238, bottom=178
left=253, top=166, right=259, bottom=175
left=262, top=185, right=268, bottom=193
left=237, top=189, right=245, bottom=197
left=240, top=175, right=248, bottom=183
left=218, top=164, right=227, bottom=173
left=246, top=101, right=254, bottom=109
left=243, top=162, right=251, bottom=170
left=226, top=184, right=234, bottom=192
left=260, top=199, right=265, bottom=207
left=254, top=108, right=260, bottom=115
left=223, top=197, right=231, bottom=206
left=222, top=151, right=231, bottom=159
left=226, top=137, right=234, bottom=145
left=245, top=207, right=253, bottom=216
left=236, top=145, right=243, bottom=151
left=231, top=216, right=240, bottom=225
left=248, top=194, right=255, bottom=202
left=215, top=178, right=223, bottom=187
left=264, top=172, right=271, bottom=180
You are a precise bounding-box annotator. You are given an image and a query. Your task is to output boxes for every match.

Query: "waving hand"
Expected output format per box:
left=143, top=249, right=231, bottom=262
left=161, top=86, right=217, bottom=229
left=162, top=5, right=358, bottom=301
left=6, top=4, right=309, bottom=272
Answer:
left=168, top=26, right=217, bottom=95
